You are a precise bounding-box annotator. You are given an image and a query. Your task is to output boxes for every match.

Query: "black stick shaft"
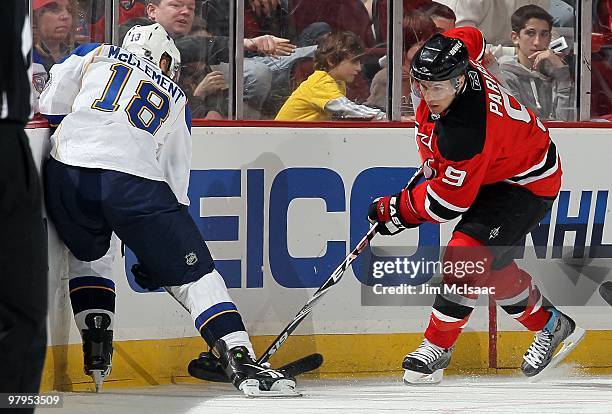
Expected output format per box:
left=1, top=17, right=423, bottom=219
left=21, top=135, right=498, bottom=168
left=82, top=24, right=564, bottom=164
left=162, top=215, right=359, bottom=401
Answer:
left=257, top=167, right=423, bottom=365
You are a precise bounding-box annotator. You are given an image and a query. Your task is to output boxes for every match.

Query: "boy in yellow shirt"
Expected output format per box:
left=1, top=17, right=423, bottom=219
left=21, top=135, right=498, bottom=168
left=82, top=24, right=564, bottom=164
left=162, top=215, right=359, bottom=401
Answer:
left=276, top=32, right=386, bottom=121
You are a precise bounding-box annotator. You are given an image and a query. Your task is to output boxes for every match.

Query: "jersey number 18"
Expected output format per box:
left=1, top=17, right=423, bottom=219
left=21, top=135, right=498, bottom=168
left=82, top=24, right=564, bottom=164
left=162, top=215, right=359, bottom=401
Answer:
left=91, top=63, right=170, bottom=135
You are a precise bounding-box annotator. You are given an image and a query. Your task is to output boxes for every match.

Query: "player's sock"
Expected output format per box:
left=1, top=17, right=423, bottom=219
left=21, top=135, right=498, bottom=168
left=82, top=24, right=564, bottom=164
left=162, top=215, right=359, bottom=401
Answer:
left=69, top=276, right=116, bottom=334
left=219, top=330, right=256, bottom=360
left=69, top=276, right=116, bottom=392
left=423, top=292, right=475, bottom=349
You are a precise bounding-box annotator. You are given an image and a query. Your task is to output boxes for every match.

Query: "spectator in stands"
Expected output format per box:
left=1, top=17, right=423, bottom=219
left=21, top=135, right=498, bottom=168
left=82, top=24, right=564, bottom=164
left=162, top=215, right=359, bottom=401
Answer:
left=200, top=0, right=293, bottom=40
left=591, top=0, right=612, bottom=119
left=549, top=0, right=575, bottom=27
left=89, top=0, right=146, bottom=42
left=32, top=0, right=77, bottom=73
left=176, top=19, right=228, bottom=119
left=123, top=0, right=316, bottom=119
left=435, top=0, right=559, bottom=46
left=498, top=5, right=573, bottom=121
left=426, top=1, right=456, bottom=32
left=31, top=0, right=78, bottom=113
left=372, top=0, right=434, bottom=43
left=275, top=32, right=385, bottom=121
left=365, top=10, right=438, bottom=120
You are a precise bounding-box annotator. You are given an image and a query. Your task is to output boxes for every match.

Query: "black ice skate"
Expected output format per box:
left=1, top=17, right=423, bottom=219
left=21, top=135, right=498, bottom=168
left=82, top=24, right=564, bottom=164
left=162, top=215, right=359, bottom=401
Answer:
left=82, top=313, right=113, bottom=392
left=213, top=339, right=300, bottom=397
left=521, top=309, right=585, bottom=379
left=402, top=339, right=453, bottom=384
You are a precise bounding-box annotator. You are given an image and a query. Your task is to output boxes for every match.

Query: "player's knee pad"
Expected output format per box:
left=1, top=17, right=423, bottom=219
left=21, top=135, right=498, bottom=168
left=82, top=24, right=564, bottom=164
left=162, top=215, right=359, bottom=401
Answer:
left=69, top=241, right=110, bottom=263
left=69, top=238, right=118, bottom=280
left=130, top=256, right=215, bottom=291
left=167, top=269, right=234, bottom=317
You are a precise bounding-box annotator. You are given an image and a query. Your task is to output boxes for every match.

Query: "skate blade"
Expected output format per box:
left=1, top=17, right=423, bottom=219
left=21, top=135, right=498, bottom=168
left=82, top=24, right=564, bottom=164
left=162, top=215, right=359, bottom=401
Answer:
left=239, top=379, right=302, bottom=398
left=90, top=370, right=105, bottom=393
left=403, top=369, right=443, bottom=385
left=528, top=326, right=586, bottom=382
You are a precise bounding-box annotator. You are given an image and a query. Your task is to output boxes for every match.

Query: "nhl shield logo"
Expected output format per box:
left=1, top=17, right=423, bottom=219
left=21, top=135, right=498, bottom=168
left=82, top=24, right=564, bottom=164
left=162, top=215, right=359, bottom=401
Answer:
left=185, top=252, right=198, bottom=266
left=489, top=227, right=501, bottom=240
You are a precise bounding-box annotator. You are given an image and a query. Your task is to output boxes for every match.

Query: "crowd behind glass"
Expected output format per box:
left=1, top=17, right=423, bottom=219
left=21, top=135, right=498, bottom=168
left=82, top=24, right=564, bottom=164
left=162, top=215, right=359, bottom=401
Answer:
left=29, top=0, right=612, bottom=123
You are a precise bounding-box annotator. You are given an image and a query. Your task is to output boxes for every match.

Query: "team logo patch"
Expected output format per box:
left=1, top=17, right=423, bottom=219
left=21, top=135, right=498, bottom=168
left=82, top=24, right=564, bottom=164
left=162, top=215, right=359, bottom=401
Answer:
left=468, top=71, right=481, bottom=91
left=185, top=252, right=198, bottom=266
left=41, top=71, right=52, bottom=93
left=32, top=72, right=47, bottom=94
left=417, top=131, right=433, bottom=152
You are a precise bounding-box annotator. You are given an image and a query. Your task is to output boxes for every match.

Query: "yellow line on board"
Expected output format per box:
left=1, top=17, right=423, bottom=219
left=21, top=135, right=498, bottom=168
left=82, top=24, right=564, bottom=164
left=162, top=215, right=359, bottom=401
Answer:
left=39, top=331, right=612, bottom=392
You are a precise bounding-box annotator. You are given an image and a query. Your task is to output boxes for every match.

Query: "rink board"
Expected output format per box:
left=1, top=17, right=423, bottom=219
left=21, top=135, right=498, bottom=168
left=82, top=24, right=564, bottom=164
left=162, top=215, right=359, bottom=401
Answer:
left=24, top=125, right=612, bottom=390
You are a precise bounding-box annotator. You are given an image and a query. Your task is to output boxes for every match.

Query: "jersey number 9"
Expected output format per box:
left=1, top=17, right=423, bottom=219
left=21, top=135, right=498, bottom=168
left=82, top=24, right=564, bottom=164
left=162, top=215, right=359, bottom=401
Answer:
left=92, top=63, right=170, bottom=135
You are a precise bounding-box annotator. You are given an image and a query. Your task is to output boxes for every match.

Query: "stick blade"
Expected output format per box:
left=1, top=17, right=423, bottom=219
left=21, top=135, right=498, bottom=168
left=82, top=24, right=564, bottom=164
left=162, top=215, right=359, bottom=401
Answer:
left=188, top=352, right=230, bottom=382
left=188, top=352, right=323, bottom=382
left=280, top=353, right=324, bottom=377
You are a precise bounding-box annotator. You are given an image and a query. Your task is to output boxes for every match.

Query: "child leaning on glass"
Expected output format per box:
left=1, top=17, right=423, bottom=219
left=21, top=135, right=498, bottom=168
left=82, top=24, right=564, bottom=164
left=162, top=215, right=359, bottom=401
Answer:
left=275, top=31, right=386, bottom=121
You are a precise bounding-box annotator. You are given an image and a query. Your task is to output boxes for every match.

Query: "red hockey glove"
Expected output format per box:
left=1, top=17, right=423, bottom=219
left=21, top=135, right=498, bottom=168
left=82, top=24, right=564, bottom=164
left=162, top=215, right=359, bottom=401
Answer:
left=367, top=192, right=420, bottom=235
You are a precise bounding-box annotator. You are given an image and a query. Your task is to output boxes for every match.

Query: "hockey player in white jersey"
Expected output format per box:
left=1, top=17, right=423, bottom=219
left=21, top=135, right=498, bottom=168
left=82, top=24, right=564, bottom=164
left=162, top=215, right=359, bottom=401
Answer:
left=40, top=24, right=298, bottom=397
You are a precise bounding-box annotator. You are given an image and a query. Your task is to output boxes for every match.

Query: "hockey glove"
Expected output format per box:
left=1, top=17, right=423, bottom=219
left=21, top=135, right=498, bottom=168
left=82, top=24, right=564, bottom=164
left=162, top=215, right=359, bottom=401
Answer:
left=367, top=192, right=419, bottom=235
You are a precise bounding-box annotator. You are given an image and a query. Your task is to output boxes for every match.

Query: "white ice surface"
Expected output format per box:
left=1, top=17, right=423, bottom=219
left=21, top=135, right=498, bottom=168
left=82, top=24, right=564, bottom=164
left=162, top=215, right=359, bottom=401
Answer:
left=38, top=374, right=612, bottom=414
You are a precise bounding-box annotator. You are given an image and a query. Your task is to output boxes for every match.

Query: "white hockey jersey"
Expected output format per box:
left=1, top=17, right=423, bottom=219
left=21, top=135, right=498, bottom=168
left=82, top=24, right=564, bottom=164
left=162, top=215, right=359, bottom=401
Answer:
left=39, top=43, right=192, bottom=205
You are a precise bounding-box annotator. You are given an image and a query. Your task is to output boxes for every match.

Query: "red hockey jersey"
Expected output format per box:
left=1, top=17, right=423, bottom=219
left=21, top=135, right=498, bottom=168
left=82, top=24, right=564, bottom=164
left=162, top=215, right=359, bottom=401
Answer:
left=400, top=38, right=561, bottom=225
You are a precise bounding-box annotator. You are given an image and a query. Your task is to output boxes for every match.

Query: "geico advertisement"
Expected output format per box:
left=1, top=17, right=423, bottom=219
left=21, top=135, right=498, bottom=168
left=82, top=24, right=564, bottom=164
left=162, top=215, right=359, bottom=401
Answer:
left=124, top=165, right=612, bottom=292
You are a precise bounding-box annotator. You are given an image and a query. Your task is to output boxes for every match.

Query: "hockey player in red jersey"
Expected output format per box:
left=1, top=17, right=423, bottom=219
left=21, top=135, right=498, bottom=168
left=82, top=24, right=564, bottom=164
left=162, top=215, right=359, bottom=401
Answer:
left=367, top=29, right=585, bottom=384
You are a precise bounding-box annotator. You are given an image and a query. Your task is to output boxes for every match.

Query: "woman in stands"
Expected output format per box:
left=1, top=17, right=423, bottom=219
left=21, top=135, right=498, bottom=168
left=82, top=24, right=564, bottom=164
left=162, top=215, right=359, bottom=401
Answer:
left=32, top=0, right=77, bottom=73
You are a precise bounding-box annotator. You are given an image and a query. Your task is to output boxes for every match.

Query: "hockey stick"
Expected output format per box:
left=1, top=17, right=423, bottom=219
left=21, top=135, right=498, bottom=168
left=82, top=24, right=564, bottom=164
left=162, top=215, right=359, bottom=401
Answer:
left=189, top=166, right=424, bottom=381
left=165, top=285, right=324, bottom=381
left=600, top=281, right=612, bottom=307
left=189, top=351, right=324, bottom=382
left=257, top=166, right=424, bottom=365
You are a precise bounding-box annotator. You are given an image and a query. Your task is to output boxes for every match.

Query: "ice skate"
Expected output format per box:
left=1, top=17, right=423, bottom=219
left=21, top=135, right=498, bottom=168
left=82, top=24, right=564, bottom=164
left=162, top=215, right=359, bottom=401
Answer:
left=82, top=313, right=113, bottom=392
left=214, top=339, right=300, bottom=397
left=402, top=339, right=453, bottom=385
left=522, top=309, right=585, bottom=380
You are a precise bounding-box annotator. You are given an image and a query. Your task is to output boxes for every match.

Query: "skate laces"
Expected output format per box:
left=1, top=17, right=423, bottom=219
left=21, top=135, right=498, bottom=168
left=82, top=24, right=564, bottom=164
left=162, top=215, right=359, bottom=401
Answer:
left=523, top=329, right=553, bottom=367
left=409, top=340, right=445, bottom=364
left=242, top=362, right=286, bottom=379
